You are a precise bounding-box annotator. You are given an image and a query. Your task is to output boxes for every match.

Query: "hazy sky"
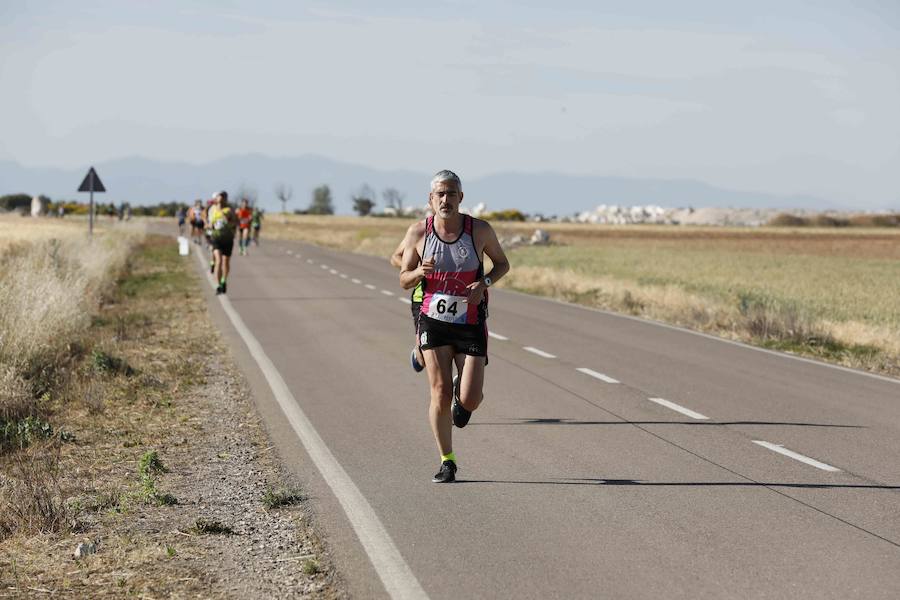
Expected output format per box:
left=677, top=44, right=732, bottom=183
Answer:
left=2, top=0, right=898, bottom=207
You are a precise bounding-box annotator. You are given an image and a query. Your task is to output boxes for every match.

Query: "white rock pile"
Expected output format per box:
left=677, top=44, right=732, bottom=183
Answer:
left=575, top=204, right=781, bottom=227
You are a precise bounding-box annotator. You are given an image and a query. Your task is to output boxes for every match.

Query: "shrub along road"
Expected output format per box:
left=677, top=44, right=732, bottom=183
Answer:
left=200, top=237, right=900, bottom=599
left=0, top=236, right=343, bottom=598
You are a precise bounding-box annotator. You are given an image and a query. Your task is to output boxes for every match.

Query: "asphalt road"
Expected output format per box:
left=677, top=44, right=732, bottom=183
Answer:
left=192, top=237, right=900, bottom=599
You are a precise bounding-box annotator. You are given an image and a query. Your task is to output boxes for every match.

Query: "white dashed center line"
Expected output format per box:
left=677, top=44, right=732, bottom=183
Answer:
left=488, top=332, right=509, bottom=341
left=330, top=269, right=338, bottom=274
left=307, top=259, right=314, bottom=264
left=286, top=250, right=293, bottom=255
left=575, top=368, right=620, bottom=384
left=365, top=284, right=376, bottom=290
left=648, top=398, right=709, bottom=420
left=351, top=278, right=361, bottom=284
left=523, top=346, right=556, bottom=359
left=340, top=274, right=348, bottom=279
left=320, top=264, right=329, bottom=270
left=752, top=441, right=841, bottom=472
left=399, top=297, right=412, bottom=305
left=381, top=290, right=394, bottom=296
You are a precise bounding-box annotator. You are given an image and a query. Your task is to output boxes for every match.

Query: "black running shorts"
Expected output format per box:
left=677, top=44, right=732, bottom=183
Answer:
left=211, top=236, right=234, bottom=257
left=418, top=315, right=488, bottom=358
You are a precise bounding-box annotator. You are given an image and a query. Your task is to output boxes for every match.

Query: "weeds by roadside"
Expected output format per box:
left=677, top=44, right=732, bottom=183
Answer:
left=262, top=487, right=306, bottom=510
left=0, top=233, right=341, bottom=598
left=137, top=450, right=177, bottom=506
left=192, top=519, right=234, bottom=536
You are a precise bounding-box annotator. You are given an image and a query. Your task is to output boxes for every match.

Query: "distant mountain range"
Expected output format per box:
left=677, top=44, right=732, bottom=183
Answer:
left=0, top=154, right=845, bottom=215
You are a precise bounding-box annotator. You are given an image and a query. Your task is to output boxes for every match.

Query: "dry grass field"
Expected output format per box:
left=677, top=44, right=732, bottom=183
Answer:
left=265, top=214, right=900, bottom=375
left=0, top=224, right=339, bottom=596
left=0, top=214, right=92, bottom=253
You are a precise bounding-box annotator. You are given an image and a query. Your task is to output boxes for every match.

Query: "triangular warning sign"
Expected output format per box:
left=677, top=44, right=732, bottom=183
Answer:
left=78, top=167, right=106, bottom=193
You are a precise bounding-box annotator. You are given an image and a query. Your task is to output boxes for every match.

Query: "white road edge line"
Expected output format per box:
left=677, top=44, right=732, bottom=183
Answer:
left=575, top=368, right=620, bottom=384
left=488, top=332, right=508, bottom=341
left=523, top=346, right=556, bottom=359
left=194, top=250, right=428, bottom=600
left=399, top=297, right=413, bottom=305
left=365, top=284, right=377, bottom=290
left=351, top=278, right=362, bottom=284
left=648, top=397, right=709, bottom=420
left=752, top=440, right=841, bottom=472
left=381, top=290, right=394, bottom=296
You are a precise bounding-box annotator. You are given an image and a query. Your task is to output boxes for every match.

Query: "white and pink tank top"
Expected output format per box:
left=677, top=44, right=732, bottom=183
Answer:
left=420, top=215, right=487, bottom=326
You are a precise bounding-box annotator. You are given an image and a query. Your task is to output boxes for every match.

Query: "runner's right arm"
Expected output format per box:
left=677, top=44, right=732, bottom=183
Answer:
left=390, top=239, right=406, bottom=269
left=399, top=221, right=433, bottom=289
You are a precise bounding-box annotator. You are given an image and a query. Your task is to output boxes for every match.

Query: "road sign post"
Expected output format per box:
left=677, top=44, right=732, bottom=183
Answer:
left=78, top=167, right=106, bottom=237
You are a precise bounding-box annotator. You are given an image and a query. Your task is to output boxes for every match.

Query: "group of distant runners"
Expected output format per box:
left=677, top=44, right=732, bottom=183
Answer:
left=184, top=170, right=508, bottom=484
left=180, top=192, right=263, bottom=294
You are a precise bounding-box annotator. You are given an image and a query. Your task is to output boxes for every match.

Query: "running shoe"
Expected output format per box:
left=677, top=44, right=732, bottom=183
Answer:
left=216, top=284, right=223, bottom=295
left=432, top=460, right=457, bottom=483
left=221, top=281, right=227, bottom=294
left=410, top=347, right=424, bottom=372
left=451, top=375, right=471, bottom=428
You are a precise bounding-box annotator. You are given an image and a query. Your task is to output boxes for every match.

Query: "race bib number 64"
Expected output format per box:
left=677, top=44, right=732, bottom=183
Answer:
left=426, top=293, right=467, bottom=324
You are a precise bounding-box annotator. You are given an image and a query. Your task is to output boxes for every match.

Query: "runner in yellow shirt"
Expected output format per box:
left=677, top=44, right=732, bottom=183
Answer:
left=208, top=191, right=238, bottom=294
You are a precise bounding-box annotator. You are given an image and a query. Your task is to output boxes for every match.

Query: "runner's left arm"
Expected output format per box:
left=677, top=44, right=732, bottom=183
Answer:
left=466, top=221, right=510, bottom=304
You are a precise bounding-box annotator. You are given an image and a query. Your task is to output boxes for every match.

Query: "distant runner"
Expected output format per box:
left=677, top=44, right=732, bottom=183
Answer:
left=251, top=207, right=263, bottom=246
left=399, top=170, right=510, bottom=483
left=204, top=195, right=216, bottom=271
left=188, top=199, right=205, bottom=245
left=207, top=191, right=237, bottom=294
left=236, top=199, right=253, bottom=256
left=176, top=206, right=187, bottom=235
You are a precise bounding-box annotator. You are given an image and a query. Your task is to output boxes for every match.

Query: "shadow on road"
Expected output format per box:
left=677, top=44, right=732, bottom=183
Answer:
left=470, top=418, right=864, bottom=428
left=454, top=479, right=899, bottom=490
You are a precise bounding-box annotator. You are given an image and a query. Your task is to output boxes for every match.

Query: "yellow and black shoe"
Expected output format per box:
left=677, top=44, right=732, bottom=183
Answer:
left=432, top=460, right=457, bottom=483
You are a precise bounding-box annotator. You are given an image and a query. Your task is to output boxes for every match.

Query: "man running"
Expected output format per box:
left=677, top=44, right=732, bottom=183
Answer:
left=188, top=199, right=205, bottom=245
left=392, top=222, right=465, bottom=378
left=207, top=191, right=237, bottom=294
left=399, top=170, right=510, bottom=483
left=251, top=206, right=263, bottom=246
left=204, top=195, right=216, bottom=271
left=236, top=198, right=253, bottom=255
left=176, top=206, right=187, bottom=235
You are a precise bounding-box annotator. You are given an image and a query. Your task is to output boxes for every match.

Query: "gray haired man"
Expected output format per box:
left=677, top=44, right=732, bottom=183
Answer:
left=400, top=170, right=510, bottom=483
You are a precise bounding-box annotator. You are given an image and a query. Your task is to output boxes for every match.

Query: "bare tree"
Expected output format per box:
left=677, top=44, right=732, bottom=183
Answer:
left=382, top=187, right=405, bottom=215
left=275, top=183, right=294, bottom=222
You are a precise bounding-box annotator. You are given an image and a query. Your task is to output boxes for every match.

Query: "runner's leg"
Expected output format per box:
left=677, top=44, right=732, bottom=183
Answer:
left=423, top=345, right=455, bottom=456
left=458, top=355, right=485, bottom=412
left=213, top=248, right=223, bottom=288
